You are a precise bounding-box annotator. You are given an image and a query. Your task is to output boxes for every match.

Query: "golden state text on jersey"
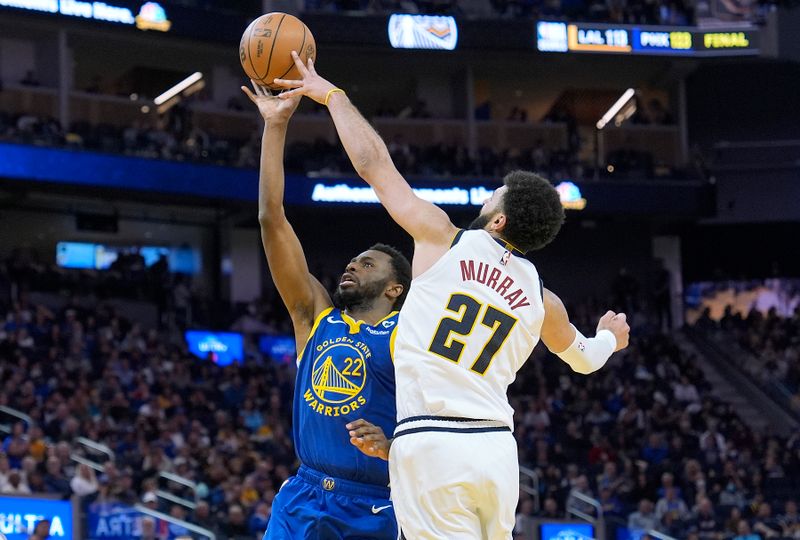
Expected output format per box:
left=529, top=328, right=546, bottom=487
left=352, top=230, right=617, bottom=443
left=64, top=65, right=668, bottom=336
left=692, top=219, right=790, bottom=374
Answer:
left=292, top=307, right=398, bottom=486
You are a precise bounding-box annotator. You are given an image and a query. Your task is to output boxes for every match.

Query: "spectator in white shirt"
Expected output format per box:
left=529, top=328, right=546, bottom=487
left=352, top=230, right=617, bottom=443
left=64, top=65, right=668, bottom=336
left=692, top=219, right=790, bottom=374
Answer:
left=1, top=469, right=31, bottom=494
left=70, top=463, right=99, bottom=497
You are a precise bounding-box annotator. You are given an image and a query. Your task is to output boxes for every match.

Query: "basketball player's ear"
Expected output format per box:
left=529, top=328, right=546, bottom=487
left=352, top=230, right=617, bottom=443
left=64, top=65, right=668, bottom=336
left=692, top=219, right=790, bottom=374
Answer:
left=490, top=213, right=507, bottom=233
left=386, top=283, right=403, bottom=300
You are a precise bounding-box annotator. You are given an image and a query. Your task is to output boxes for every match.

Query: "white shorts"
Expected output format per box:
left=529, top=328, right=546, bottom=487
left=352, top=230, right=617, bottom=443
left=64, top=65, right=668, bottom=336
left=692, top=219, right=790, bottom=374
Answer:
left=389, top=419, right=518, bottom=540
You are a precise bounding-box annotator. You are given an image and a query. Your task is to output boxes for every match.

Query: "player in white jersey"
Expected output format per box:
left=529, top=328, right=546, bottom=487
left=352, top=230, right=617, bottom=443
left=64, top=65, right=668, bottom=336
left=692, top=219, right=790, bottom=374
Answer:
left=275, top=52, right=631, bottom=540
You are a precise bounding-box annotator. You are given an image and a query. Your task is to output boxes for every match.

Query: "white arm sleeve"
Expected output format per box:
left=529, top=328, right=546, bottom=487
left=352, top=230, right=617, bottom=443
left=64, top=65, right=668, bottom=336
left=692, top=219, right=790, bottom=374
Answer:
left=556, top=324, right=616, bottom=375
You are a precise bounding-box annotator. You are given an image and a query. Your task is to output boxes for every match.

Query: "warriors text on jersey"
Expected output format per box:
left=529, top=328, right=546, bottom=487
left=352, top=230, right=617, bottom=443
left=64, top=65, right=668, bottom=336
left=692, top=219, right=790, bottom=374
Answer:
left=292, top=307, right=398, bottom=486
left=393, top=229, right=545, bottom=428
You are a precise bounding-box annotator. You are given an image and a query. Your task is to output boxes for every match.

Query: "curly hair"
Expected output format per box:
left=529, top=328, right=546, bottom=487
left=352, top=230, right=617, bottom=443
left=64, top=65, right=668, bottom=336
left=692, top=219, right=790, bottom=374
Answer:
left=500, top=170, right=565, bottom=253
left=369, top=243, right=412, bottom=309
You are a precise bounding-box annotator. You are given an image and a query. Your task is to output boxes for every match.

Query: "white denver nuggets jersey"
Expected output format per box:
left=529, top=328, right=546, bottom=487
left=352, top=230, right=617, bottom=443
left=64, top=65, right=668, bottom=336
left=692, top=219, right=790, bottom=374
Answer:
left=393, top=229, right=545, bottom=428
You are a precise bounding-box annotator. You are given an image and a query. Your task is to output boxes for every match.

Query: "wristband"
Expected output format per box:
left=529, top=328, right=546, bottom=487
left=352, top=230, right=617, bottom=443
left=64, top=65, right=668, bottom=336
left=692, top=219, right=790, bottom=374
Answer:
left=324, top=88, right=345, bottom=107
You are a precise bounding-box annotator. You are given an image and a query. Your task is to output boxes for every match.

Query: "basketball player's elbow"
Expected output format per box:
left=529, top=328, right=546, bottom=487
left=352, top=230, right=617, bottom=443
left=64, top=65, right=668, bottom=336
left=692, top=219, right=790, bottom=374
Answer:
left=568, top=362, right=601, bottom=376
left=257, top=205, right=285, bottom=227
left=352, top=145, right=390, bottom=181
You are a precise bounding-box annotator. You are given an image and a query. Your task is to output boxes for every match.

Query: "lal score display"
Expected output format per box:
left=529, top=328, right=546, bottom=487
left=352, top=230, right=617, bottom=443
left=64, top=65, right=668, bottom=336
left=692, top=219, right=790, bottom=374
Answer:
left=536, top=21, right=758, bottom=56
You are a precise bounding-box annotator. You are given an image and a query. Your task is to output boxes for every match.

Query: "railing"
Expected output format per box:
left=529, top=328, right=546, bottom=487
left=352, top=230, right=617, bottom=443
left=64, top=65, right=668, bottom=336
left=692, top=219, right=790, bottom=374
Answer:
left=75, top=437, right=115, bottom=463
left=133, top=504, right=216, bottom=540
left=518, top=465, right=541, bottom=513
left=647, top=530, right=679, bottom=540
left=70, top=454, right=105, bottom=473
left=1, top=84, right=682, bottom=166
left=0, top=405, right=34, bottom=434
left=156, top=471, right=199, bottom=511
left=154, top=489, right=197, bottom=511
left=565, top=490, right=603, bottom=524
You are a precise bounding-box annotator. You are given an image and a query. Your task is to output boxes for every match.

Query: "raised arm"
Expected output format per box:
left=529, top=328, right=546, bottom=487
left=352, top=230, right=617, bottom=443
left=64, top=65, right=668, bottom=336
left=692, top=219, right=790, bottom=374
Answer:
left=242, top=83, right=331, bottom=348
left=274, top=53, right=458, bottom=250
left=540, top=288, right=630, bottom=374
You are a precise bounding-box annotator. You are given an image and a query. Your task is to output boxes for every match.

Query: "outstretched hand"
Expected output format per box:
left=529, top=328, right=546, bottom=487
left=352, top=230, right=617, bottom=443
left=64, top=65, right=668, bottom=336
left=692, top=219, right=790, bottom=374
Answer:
left=272, top=51, right=338, bottom=105
left=241, top=79, right=301, bottom=125
left=347, top=419, right=391, bottom=461
left=597, top=310, right=630, bottom=352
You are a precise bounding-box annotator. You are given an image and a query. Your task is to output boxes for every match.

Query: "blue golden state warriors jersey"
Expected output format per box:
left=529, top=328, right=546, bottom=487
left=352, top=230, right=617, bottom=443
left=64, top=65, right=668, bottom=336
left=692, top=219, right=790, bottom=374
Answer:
left=292, top=307, right=398, bottom=486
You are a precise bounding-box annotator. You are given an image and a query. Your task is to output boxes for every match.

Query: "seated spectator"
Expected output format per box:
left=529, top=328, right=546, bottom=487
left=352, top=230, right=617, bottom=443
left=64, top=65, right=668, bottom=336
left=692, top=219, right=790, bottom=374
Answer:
left=655, top=487, right=689, bottom=524
left=514, top=498, right=536, bottom=539
left=249, top=502, right=271, bottom=536
left=28, top=519, right=50, bottom=540
left=733, top=519, right=760, bottom=540
left=69, top=463, right=99, bottom=497
left=642, top=433, right=669, bottom=466
left=752, top=502, right=782, bottom=538
left=2, top=421, right=29, bottom=469
left=1, top=468, right=31, bottom=494
left=689, top=497, right=722, bottom=540
left=221, top=504, right=250, bottom=539
left=628, top=499, right=658, bottom=533
left=778, top=500, right=800, bottom=537
left=541, top=497, right=561, bottom=519
left=566, top=475, right=596, bottom=517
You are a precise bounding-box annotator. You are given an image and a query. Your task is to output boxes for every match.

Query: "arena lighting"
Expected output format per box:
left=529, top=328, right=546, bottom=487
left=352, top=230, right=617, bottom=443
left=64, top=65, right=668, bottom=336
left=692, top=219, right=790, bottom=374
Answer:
left=596, top=88, right=636, bottom=130
left=153, top=72, right=204, bottom=114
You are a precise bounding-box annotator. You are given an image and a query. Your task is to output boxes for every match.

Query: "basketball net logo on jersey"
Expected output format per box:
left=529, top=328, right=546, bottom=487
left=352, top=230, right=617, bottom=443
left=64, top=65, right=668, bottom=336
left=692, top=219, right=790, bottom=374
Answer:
left=303, top=337, right=370, bottom=417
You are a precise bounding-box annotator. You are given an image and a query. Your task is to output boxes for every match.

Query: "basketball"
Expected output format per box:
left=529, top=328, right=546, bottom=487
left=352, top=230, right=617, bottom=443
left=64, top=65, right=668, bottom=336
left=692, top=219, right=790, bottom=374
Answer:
left=239, top=12, right=316, bottom=90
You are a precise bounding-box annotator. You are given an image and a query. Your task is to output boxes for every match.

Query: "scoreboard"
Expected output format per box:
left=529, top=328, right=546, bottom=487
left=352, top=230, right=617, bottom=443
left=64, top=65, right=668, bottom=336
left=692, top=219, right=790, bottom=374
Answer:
left=537, top=21, right=759, bottom=56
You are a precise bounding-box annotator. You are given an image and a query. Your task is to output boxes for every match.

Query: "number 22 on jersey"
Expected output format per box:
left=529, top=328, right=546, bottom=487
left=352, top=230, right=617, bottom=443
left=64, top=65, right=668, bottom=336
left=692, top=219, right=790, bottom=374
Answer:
left=428, top=293, right=518, bottom=375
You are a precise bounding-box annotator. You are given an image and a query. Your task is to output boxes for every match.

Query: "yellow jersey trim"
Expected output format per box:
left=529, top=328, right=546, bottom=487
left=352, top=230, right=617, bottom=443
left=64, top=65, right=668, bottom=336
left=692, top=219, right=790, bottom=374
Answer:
left=375, top=310, right=399, bottom=325
left=297, top=306, right=334, bottom=365
left=340, top=311, right=363, bottom=335
left=340, top=310, right=399, bottom=334
left=389, top=325, right=399, bottom=363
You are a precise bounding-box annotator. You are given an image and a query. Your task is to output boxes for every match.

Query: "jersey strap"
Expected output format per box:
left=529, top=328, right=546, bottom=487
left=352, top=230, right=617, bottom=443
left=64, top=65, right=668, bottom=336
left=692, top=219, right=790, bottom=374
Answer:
left=492, top=236, right=524, bottom=257
left=450, top=229, right=465, bottom=247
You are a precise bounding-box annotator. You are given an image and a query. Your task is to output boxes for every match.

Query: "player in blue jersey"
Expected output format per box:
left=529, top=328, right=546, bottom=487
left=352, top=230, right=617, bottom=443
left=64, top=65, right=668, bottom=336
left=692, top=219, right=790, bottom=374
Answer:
left=242, top=82, right=411, bottom=540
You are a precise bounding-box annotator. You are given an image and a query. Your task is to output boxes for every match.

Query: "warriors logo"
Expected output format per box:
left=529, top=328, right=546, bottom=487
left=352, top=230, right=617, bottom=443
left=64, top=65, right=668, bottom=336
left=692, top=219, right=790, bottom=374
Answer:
left=304, top=338, right=371, bottom=416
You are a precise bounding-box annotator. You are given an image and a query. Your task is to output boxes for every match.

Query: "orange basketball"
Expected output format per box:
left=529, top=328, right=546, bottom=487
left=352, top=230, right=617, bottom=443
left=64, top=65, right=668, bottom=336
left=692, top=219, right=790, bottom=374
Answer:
left=239, top=13, right=316, bottom=90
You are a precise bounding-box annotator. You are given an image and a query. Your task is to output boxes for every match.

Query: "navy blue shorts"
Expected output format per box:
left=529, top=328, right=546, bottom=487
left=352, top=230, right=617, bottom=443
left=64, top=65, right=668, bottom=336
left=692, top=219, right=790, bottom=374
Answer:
left=262, top=465, right=398, bottom=540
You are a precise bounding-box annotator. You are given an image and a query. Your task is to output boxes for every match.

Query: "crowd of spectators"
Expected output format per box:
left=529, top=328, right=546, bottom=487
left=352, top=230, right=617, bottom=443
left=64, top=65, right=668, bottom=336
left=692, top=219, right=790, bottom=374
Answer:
left=694, top=303, right=800, bottom=413
left=2, top=249, right=798, bottom=540
left=511, top=300, right=800, bottom=539
left=1, top=108, right=671, bottom=182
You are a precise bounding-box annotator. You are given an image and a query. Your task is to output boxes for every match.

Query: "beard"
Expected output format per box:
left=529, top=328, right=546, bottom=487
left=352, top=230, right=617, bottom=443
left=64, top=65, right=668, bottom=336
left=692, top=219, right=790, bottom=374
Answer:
left=468, top=212, right=492, bottom=231
left=333, top=278, right=389, bottom=311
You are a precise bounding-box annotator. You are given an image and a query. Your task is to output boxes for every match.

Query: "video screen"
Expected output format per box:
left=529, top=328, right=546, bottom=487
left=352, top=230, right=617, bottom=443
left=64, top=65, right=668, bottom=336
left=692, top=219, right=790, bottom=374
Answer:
left=258, top=335, right=297, bottom=364
left=56, top=242, right=200, bottom=274
left=539, top=522, right=595, bottom=540
left=185, top=330, right=244, bottom=366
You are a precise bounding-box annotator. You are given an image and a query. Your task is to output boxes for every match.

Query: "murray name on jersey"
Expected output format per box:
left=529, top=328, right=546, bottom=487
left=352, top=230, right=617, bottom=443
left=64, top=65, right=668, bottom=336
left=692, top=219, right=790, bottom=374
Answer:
left=459, top=259, right=531, bottom=310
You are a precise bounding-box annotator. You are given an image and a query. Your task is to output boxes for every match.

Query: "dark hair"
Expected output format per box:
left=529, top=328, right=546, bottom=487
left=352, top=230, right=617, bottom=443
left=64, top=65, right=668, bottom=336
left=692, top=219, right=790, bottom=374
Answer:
left=501, top=170, right=565, bottom=252
left=369, top=243, right=411, bottom=309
